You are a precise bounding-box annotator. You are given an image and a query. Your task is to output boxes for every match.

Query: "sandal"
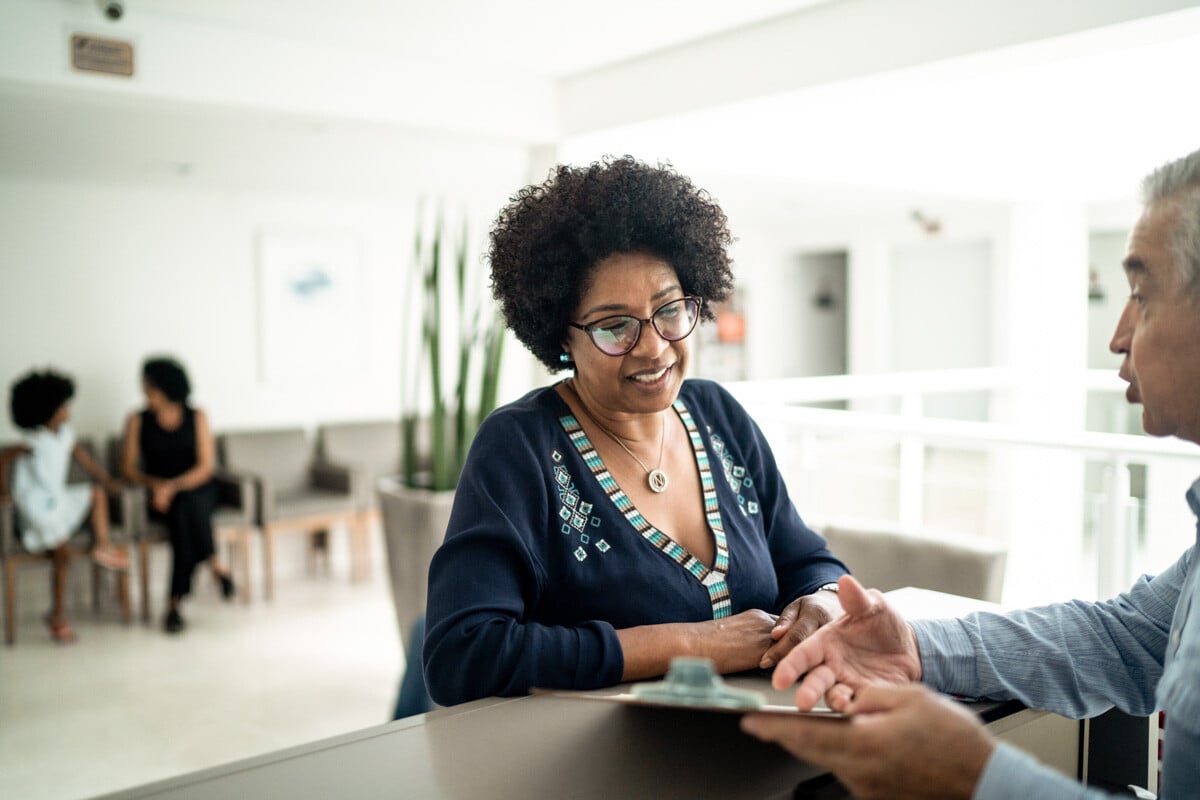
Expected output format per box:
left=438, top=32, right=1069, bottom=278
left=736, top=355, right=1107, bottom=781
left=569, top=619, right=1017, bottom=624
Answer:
left=92, top=545, right=130, bottom=573
left=44, top=614, right=77, bottom=644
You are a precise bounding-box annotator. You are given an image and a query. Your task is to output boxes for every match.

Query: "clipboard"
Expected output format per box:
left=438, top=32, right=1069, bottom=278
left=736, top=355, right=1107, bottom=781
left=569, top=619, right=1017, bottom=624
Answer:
left=533, top=657, right=846, bottom=718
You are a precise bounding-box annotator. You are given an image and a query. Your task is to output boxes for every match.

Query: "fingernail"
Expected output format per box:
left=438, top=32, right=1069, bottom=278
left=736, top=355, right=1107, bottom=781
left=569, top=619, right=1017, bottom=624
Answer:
left=759, top=657, right=774, bottom=669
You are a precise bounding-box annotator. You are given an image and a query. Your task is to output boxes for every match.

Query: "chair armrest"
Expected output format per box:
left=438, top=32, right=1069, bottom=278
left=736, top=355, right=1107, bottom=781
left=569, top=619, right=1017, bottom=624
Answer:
left=212, top=469, right=255, bottom=525
left=311, top=461, right=356, bottom=497
left=221, top=468, right=271, bottom=524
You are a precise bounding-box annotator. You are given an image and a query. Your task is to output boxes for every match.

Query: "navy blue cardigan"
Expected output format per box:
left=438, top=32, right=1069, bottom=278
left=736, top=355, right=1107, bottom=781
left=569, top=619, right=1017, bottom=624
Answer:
left=423, top=379, right=847, bottom=705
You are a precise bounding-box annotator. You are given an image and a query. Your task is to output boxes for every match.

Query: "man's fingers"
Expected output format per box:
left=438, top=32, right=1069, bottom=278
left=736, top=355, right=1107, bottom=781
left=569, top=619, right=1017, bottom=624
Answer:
left=835, top=574, right=874, bottom=615
left=770, top=638, right=819, bottom=689
left=843, top=683, right=918, bottom=714
left=793, top=664, right=836, bottom=710
left=826, top=682, right=855, bottom=711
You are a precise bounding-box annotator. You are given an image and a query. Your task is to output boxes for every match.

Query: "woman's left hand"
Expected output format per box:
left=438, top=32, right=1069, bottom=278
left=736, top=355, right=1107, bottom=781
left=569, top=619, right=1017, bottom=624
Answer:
left=759, top=589, right=844, bottom=669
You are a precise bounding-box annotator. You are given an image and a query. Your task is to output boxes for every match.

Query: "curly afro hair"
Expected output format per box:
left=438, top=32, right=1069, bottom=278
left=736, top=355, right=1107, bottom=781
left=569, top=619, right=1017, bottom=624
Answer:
left=142, top=356, right=191, bottom=404
left=10, top=369, right=75, bottom=430
left=489, top=155, right=735, bottom=372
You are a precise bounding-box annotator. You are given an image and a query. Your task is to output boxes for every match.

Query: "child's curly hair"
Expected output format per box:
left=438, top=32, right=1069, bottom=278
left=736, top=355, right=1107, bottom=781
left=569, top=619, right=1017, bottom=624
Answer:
left=488, top=155, right=735, bottom=372
left=10, top=369, right=75, bottom=430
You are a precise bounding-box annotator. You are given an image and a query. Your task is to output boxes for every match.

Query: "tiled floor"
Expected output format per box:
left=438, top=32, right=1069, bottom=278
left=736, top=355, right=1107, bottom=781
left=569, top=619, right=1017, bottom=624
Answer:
left=0, top=530, right=403, bottom=800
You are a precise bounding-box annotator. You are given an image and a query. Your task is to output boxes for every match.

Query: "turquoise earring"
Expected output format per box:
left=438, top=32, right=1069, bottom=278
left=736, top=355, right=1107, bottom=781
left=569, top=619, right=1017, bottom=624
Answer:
left=559, top=352, right=573, bottom=365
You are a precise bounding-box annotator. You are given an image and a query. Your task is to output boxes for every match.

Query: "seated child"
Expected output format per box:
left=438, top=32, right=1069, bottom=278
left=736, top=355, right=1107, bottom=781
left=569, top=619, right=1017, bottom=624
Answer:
left=1, top=369, right=130, bottom=643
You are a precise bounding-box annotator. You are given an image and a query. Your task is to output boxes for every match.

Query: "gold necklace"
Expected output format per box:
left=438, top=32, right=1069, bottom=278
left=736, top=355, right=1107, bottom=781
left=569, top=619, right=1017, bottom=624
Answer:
left=565, top=380, right=669, bottom=493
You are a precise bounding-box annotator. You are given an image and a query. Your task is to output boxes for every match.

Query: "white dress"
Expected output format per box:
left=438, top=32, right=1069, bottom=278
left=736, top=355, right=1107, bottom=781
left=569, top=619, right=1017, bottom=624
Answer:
left=9, top=422, right=91, bottom=552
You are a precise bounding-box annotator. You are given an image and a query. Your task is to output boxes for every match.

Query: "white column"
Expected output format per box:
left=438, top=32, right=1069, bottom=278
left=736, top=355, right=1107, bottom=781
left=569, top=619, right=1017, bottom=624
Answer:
left=846, top=241, right=892, bottom=413
left=996, top=200, right=1091, bottom=605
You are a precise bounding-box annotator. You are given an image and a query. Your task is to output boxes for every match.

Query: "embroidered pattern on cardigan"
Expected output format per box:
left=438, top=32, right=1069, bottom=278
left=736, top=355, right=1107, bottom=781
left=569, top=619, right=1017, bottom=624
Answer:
left=557, top=399, right=731, bottom=619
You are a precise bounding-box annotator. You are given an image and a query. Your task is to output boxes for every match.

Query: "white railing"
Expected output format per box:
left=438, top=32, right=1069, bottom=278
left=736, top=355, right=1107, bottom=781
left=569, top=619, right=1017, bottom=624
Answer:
left=724, top=369, right=1199, bottom=603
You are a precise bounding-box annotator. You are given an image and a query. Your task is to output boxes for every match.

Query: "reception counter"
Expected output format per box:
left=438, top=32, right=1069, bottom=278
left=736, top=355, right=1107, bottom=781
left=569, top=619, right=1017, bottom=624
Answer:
left=97, top=589, right=1082, bottom=799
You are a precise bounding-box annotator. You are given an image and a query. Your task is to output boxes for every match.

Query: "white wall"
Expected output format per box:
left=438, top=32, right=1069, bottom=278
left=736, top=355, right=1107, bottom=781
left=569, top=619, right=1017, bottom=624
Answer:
left=780, top=250, right=848, bottom=380
left=889, top=239, right=992, bottom=420
left=714, top=185, right=1010, bottom=384
left=0, top=167, right=538, bottom=445
left=1087, top=230, right=1131, bottom=370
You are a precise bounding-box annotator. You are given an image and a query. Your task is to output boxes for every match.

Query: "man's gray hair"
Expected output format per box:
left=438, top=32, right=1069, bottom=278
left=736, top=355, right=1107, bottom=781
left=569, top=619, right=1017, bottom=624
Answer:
left=1142, top=147, right=1200, bottom=298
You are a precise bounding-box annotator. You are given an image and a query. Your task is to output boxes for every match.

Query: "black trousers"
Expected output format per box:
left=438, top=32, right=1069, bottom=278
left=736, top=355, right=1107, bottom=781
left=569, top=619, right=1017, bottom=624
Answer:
left=150, top=481, right=219, bottom=600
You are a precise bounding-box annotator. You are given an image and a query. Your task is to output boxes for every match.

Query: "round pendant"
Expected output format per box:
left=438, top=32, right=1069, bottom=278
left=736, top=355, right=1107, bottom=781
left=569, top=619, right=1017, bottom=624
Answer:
left=647, top=469, right=669, bottom=493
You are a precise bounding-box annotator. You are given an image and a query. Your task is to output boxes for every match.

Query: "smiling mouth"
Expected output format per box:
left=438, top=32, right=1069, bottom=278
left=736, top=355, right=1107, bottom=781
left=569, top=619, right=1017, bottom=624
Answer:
left=628, top=365, right=671, bottom=385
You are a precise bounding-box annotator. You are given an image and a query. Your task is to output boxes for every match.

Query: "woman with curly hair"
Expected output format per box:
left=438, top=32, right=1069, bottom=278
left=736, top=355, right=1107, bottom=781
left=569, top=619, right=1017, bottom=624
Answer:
left=423, top=157, right=849, bottom=705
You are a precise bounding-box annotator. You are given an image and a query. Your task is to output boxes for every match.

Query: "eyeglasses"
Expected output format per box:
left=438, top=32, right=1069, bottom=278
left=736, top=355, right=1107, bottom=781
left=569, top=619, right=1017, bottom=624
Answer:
left=568, top=296, right=702, bottom=356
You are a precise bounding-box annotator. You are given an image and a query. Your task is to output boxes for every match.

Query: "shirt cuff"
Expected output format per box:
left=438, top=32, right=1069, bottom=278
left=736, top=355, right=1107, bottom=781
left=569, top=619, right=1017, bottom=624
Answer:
left=911, top=617, right=980, bottom=696
left=974, top=743, right=1098, bottom=800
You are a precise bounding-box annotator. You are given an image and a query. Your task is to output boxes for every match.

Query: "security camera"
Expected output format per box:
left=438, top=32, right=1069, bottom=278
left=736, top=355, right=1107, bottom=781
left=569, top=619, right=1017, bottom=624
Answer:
left=98, top=1, right=124, bottom=21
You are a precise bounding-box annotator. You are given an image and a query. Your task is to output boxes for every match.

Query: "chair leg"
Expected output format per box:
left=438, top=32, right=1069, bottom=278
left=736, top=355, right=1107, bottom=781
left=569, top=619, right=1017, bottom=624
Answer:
left=92, top=560, right=103, bottom=612
left=263, top=525, right=275, bottom=602
left=305, top=531, right=317, bottom=576
left=4, top=559, right=16, bottom=646
left=352, top=513, right=371, bottom=583
left=116, top=545, right=131, bottom=623
left=238, top=528, right=252, bottom=604
left=140, top=539, right=152, bottom=623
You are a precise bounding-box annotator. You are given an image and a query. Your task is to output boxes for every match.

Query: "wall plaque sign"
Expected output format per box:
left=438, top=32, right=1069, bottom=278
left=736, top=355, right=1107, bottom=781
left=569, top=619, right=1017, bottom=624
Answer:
left=71, top=33, right=134, bottom=77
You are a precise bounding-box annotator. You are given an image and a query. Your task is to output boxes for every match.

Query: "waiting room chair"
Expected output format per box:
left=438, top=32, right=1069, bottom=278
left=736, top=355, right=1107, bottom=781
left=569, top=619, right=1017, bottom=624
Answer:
left=316, top=419, right=402, bottom=524
left=1, top=438, right=133, bottom=645
left=105, top=437, right=255, bottom=620
left=820, top=522, right=1008, bottom=603
left=218, top=428, right=366, bottom=600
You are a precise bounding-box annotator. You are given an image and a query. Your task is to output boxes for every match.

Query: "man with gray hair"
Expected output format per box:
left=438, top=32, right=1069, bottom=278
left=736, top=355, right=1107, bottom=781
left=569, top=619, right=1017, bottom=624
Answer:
left=742, top=146, right=1200, bottom=799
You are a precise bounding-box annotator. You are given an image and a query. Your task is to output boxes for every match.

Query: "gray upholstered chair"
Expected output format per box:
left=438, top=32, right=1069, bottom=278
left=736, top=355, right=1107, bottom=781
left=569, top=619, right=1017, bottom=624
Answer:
left=105, top=436, right=256, bottom=620
left=820, top=523, right=1007, bottom=603
left=316, top=420, right=402, bottom=517
left=218, top=428, right=366, bottom=600
left=1, top=438, right=133, bottom=645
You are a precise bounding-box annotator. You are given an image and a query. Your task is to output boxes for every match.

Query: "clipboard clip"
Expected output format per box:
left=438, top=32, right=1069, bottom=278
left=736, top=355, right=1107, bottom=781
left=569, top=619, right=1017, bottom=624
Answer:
left=631, top=657, right=765, bottom=710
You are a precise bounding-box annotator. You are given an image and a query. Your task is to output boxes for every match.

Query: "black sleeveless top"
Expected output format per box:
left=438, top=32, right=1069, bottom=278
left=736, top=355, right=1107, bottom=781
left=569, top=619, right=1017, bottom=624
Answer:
left=139, top=407, right=198, bottom=479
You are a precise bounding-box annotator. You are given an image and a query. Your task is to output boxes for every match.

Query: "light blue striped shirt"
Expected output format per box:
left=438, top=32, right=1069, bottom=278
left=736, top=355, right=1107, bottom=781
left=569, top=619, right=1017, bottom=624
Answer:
left=912, top=479, right=1200, bottom=799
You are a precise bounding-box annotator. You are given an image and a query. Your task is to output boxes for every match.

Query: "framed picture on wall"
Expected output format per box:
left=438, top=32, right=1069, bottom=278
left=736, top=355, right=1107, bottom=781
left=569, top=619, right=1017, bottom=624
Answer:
left=256, top=230, right=367, bottom=386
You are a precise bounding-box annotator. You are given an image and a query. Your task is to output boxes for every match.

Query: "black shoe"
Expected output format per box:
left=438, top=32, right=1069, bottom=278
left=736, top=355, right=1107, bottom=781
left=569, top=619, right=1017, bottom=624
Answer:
left=219, top=572, right=235, bottom=601
left=164, top=608, right=185, bottom=634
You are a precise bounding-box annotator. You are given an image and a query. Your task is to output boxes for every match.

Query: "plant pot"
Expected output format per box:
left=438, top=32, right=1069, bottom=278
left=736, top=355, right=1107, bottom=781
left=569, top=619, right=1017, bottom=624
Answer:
left=376, top=476, right=455, bottom=644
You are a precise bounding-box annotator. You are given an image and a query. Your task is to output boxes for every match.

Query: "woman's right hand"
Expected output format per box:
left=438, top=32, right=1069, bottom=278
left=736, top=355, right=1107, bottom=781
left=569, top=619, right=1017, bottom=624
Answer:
left=150, top=481, right=176, bottom=513
left=692, top=609, right=780, bottom=674
left=617, top=609, right=779, bottom=681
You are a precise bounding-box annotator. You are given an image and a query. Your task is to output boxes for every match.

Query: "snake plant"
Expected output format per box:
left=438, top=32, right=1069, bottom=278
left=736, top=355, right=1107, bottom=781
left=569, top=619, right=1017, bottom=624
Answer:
left=400, top=206, right=505, bottom=491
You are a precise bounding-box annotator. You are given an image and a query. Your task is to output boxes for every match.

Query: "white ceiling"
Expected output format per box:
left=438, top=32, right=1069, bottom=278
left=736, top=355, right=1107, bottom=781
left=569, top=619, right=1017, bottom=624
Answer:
left=564, top=17, right=1200, bottom=207
left=9, top=0, right=1200, bottom=208
left=83, top=0, right=837, bottom=77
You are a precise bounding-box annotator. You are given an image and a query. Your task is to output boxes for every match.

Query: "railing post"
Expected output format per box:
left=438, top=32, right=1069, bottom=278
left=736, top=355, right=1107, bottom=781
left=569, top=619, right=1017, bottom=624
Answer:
left=1099, top=457, right=1131, bottom=598
left=898, top=391, right=924, bottom=529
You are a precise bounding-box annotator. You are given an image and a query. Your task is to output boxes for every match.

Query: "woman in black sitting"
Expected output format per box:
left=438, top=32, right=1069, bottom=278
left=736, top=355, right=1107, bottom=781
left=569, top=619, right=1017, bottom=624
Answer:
left=120, top=357, right=233, bottom=633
